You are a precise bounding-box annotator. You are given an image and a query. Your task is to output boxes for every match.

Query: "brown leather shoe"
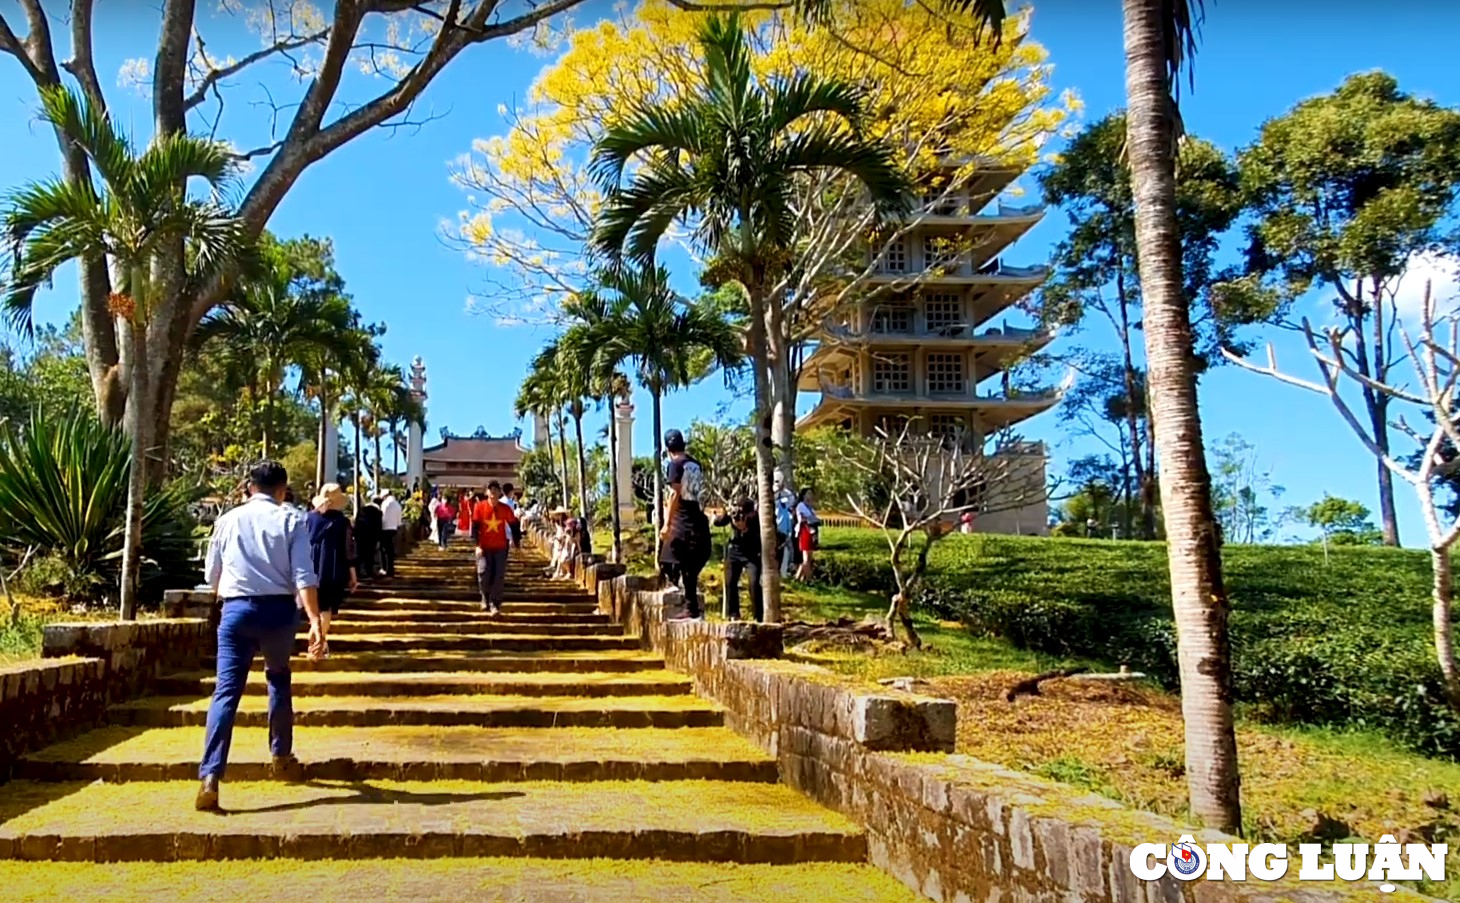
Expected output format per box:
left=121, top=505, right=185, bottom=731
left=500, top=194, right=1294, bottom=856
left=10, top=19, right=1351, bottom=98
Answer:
left=271, top=754, right=306, bottom=783
left=195, top=776, right=220, bottom=812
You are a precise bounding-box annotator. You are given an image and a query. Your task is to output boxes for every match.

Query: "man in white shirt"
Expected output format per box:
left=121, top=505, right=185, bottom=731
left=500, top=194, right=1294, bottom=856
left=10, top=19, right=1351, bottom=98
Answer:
left=501, top=482, right=521, bottom=550
left=378, top=489, right=402, bottom=577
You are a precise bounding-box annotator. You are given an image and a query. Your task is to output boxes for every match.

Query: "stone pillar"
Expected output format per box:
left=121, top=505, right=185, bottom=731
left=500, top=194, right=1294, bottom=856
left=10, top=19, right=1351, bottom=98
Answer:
left=614, top=400, right=637, bottom=524
left=407, top=356, right=428, bottom=487
left=321, top=418, right=339, bottom=484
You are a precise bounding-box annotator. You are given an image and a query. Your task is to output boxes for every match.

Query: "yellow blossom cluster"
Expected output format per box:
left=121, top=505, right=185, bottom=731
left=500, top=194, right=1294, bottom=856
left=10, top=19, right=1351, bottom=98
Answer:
left=449, top=0, right=1080, bottom=320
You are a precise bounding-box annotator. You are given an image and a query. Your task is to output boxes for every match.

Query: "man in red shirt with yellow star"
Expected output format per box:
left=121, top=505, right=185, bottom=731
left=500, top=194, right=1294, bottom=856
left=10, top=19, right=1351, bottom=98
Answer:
left=473, top=481, right=517, bottom=614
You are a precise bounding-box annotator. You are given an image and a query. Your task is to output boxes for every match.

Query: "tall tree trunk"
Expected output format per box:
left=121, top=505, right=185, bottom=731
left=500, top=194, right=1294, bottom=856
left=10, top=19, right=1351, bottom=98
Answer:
left=373, top=428, right=383, bottom=489
left=650, top=385, right=665, bottom=534
left=1123, top=0, right=1242, bottom=834
left=555, top=411, right=571, bottom=509
left=572, top=404, right=590, bottom=524
left=353, top=415, right=363, bottom=513
left=262, top=378, right=275, bottom=459
left=315, top=379, right=330, bottom=487
left=608, top=399, right=624, bottom=564
left=1373, top=404, right=1399, bottom=546
left=747, top=285, right=783, bottom=623
left=119, top=317, right=150, bottom=620
left=766, top=295, right=797, bottom=492
left=543, top=414, right=559, bottom=503
left=1116, top=269, right=1154, bottom=539
left=1431, top=547, right=1460, bottom=710
left=392, top=420, right=401, bottom=478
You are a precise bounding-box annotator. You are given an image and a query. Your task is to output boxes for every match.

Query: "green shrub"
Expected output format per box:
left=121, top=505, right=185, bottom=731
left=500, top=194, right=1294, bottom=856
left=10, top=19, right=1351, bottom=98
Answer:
left=15, top=551, right=106, bottom=601
left=0, top=407, right=201, bottom=605
left=814, top=529, right=1460, bottom=758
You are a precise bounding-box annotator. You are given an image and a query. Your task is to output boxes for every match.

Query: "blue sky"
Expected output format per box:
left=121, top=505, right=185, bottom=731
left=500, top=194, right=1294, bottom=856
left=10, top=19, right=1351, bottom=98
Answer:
left=1, top=0, right=1457, bottom=545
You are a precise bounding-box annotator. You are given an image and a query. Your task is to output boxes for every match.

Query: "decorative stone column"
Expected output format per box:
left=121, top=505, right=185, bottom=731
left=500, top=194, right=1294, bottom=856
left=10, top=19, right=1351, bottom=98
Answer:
left=321, top=418, right=339, bottom=484
left=614, top=400, right=637, bottom=524
left=407, top=356, right=427, bottom=487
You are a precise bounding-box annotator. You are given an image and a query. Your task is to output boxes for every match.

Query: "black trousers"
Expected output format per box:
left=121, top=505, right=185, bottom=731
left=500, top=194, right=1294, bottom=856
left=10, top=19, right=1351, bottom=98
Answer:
left=380, top=530, right=397, bottom=576
left=356, top=534, right=378, bottom=580
left=723, top=555, right=763, bottom=621
left=662, top=560, right=707, bottom=617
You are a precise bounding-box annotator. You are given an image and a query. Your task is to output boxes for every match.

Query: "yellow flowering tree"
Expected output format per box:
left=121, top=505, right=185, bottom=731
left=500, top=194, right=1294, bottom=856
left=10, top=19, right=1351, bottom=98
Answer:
left=450, top=0, right=1073, bottom=319
left=450, top=0, right=1075, bottom=497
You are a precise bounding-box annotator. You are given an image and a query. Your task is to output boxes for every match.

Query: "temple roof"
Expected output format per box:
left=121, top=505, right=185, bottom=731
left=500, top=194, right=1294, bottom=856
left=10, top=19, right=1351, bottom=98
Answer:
left=422, top=434, right=525, bottom=464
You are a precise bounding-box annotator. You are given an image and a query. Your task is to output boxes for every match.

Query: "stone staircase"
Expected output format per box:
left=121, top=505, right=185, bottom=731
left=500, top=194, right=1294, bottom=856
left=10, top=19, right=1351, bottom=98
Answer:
left=0, top=541, right=918, bottom=901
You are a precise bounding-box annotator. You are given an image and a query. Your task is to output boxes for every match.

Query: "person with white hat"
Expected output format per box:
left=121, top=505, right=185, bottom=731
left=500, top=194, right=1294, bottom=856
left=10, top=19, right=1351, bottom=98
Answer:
left=306, top=483, right=358, bottom=647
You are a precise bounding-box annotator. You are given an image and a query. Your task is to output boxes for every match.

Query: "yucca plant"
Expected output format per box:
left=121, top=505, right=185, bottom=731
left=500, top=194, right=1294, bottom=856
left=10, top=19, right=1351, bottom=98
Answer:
left=0, top=407, right=200, bottom=604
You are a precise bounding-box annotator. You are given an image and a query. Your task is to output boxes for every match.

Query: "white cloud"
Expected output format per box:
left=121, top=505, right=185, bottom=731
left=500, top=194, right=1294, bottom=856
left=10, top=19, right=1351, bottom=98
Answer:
left=1391, top=251, right=1460, bottom=325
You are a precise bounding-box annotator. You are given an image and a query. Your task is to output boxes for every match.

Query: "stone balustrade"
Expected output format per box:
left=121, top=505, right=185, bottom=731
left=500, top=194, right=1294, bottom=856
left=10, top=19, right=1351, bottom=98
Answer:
left=2, top=618, right=209, bottom=782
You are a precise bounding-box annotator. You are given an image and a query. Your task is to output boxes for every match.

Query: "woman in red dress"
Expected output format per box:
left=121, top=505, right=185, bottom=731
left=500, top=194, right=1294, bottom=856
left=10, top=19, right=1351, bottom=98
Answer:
left=456, top=491, right=472, bottom=534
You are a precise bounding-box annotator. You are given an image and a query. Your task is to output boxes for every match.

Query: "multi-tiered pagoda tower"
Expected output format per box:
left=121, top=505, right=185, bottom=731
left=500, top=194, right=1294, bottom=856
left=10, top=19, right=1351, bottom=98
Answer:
left=796, top=160, right=1062, bottom=535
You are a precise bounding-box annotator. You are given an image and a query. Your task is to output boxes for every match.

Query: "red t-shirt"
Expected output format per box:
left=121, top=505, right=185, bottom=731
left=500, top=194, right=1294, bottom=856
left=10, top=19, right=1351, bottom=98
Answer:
left=474, top=499, right=517, bottom=551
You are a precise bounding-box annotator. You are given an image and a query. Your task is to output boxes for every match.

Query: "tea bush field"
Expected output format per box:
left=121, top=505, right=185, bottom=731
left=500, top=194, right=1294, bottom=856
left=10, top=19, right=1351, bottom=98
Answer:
left=813, top=530, right=1460, bottom=758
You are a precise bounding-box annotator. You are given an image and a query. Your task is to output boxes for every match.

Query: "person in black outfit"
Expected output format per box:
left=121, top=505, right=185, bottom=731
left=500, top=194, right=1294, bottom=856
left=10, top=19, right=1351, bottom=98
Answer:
left=305, top=484, right=357, bottom=656
left=658, top=428, right=711, bottom=620
left=713, top=496, right=763, bottom=621
left=353, top=498, right=383, bottom=581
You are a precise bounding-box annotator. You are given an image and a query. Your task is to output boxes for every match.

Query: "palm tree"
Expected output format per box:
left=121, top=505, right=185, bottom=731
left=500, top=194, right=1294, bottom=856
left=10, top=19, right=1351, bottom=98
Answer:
left=515, top=366, right=565, bottom=505
left=532, top=340, right=594, bottom=520
left=362, top=365, right=409, bottom=489
left=559, top=287, right=631, bottom=561
left=1119, top=0, right=1239, bottom=832
left=574, top=265, right=743, bottom=534
left=588, top=13, right=912, bottom=622
left=193, top=260, right=356, bottom=457
left=339, top=358, right=392, bottom=511
left=299, top=322, right=378, bottom=488
left=1, top=87, right=249, bottom=619
left=867, top=0, right=1241, bottom=833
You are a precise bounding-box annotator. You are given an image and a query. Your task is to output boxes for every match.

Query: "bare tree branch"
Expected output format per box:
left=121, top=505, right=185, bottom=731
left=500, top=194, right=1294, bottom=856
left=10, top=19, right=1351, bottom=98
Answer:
left=183, top=29, right=330, bottom=112
left=60, top=0, right=106, bottom=110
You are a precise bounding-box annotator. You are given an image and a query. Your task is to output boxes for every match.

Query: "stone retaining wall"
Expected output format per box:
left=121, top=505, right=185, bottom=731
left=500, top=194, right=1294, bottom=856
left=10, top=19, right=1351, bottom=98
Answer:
left=572, top=560, right=1430, bottom=903
left=2, top=618, right=209, bottom=782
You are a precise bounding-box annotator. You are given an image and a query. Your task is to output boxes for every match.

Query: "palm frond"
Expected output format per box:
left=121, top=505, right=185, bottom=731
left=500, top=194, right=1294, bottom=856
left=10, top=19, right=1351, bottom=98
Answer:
left=36, top=85, right=134, bottom=188
left=764, top=73, right=867, bottom=135
left=587, top=105, right=703, bottom=192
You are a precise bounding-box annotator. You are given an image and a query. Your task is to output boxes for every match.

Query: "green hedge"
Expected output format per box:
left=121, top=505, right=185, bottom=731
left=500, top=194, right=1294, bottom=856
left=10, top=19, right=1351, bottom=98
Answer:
left=814, top=529, right=1460, bottom=758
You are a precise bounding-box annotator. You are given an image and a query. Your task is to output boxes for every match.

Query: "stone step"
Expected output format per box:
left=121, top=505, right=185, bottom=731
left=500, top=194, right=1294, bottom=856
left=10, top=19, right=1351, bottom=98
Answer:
left=302, top=633, right=639, bottom=653
left=0, top=779, right=863, bottom=863
left=334, top=609, right=609, bottom=625
left=307, top=620, right=623, bottom=637
left=351, top=587, right=591, bottom=603
left=154, top=669, right=692, bottom=698
left=202, top=650, right=667, bottom=674
left=106, top=694, right=720, bottom=730
left=346, top=598, right=598, bottom=615
left=19, top=725, right=760, bottom=782
left=0, top=860, right=922, bottom=903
